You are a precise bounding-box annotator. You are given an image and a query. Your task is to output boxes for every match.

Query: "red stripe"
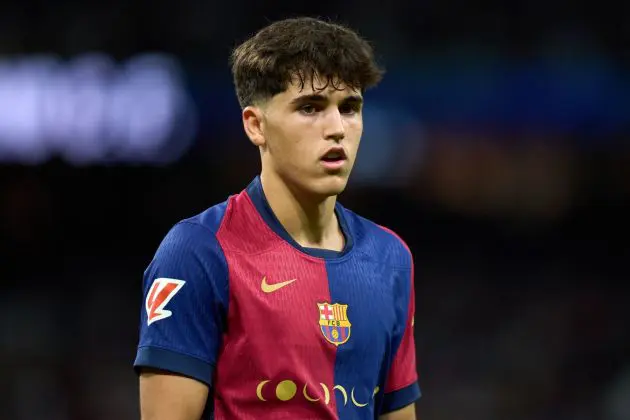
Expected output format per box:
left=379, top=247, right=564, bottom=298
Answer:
left=213, top=191, right=339, bottom=418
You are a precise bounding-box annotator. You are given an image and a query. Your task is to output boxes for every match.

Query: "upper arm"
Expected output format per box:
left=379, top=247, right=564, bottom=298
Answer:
left=140, top=369, right=209, bottom=420
left=134, top=222, right=229, bottom=416
left=379, top=229, right=421, bottom=414
left=379, top=402, right=417, bottom=420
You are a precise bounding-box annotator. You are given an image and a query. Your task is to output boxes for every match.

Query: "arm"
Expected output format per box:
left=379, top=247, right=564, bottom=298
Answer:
left=134, top=222, right=229, bottom=420
left=140, top=369, right=208, bottom=420
left=379, top=403, right=416, bottom=420
left=378, top=228, right=422, bottom=416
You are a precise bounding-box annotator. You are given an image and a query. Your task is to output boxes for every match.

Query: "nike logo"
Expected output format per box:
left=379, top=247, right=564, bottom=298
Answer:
left=261, top=276, right=296, bottom=293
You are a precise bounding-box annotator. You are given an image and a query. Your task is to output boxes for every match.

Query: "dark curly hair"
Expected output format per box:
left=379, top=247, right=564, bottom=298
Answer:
left=230, top=17, right=384, bottom=108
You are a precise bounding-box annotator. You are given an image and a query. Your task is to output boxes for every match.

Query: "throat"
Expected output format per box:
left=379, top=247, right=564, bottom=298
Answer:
left=290, top=209, right=345, bottom=251
left=259, top=172, right=345, bottom=252
left=300, top=223, right=345, bottom=252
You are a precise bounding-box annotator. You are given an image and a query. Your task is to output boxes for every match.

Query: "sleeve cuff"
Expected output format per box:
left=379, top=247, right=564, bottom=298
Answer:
left=134, top=346, right=214, bottom=387
left=381, top=381, right=421, bottom=414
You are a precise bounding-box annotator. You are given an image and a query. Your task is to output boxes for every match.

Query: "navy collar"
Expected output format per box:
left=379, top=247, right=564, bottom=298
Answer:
left=245, top=176, right=353, bottom=259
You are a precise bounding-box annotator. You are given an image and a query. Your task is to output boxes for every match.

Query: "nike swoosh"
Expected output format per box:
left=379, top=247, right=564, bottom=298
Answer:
left=261, top=276, right=297, bottom=293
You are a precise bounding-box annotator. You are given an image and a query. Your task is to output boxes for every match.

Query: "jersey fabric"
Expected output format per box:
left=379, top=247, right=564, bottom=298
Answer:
left=134, top=176, right=421, bottom=419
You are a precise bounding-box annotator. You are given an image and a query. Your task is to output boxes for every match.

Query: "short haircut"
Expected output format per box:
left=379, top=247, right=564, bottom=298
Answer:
left=230, top=17, right=384, bottom=108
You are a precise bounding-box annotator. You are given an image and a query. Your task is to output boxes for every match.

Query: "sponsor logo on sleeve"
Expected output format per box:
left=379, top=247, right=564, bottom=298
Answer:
left=145, top=278, right=186, bottom=325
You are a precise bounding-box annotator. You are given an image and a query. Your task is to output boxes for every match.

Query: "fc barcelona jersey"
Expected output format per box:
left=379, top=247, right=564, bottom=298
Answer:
left=134, top=177, right=421, bottom=419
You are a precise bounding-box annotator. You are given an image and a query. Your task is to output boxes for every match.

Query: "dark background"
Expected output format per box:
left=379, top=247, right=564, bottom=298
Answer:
left=0, top=2, right=628, bottom=419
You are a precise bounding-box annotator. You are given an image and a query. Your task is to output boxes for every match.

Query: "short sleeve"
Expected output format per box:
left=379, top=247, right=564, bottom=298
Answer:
left=381, top=256, right=421, bottom=413
left=133, top=221, right=229, bottom=387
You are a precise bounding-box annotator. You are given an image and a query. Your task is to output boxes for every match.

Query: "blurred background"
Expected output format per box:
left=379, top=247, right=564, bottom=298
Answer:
left=0, top=1, right=628, bottom=419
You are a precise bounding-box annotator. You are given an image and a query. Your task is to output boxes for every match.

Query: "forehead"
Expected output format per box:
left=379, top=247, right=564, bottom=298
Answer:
left=281, top=74, right=361, bottom=101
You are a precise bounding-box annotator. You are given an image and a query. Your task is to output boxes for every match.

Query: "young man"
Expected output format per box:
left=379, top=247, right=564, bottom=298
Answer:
left=134, top=17, right=420, bottom=420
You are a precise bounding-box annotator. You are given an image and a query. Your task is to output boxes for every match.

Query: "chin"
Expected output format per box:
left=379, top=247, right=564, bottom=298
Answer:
left=310, top=174, right=349, bottom=197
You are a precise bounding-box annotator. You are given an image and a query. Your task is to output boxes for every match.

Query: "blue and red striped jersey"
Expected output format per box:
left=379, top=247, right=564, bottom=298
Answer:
left=134, top=177, right=421, bottom=419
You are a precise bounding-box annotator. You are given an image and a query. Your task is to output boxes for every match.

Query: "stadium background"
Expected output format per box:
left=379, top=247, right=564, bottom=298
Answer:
left=0, top=2, right=628, bottom=419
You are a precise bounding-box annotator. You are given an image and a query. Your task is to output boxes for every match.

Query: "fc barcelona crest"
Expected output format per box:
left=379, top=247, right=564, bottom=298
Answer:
left=318, top=302, right=351, bottom=346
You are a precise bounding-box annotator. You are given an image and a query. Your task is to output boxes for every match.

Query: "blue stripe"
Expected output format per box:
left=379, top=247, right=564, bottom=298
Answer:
left=325, top=207, right=416, bottom=419
left=134, top=346, right=214, bottom=386
left=381, top=382, right=421, bottom=414
left=326, top=256, right=391, bottom=419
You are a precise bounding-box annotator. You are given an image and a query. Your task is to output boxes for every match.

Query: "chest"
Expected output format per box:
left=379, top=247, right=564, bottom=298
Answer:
left=213, top=247, right=408, bottom=417
left=223, top=248, right=405, bottom=364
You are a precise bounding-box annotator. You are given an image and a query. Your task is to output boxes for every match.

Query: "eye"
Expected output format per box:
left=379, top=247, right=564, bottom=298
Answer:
left=299, top=104, right=318, bottom=115
left=339, top=102, right=361, bottom=115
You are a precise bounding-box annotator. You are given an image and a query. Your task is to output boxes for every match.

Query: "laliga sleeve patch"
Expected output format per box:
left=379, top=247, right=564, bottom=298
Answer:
left=146, top=278, right=186, bottom=326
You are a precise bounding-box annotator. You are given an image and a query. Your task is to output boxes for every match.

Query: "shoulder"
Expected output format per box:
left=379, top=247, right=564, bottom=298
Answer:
left=180, top=198, right=231, bottom=235
left=165, top=196, right=232, bottom=242
left=339, top=205, right=412, bottom=269
left=152, top=199, right=232, bottom=270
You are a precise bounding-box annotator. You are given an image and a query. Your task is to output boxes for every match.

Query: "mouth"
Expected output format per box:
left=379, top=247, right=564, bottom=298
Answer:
left=320, top=147, right=348, bottom=169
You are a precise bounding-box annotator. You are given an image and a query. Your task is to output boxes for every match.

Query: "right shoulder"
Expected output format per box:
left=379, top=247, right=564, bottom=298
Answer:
left=149, top=199, right=232, bottom=282
left=136, top=203, right=232, bottom=386
left=179, top=198, right=231, bottom=235
left=157, top=198, right=231, bottom=248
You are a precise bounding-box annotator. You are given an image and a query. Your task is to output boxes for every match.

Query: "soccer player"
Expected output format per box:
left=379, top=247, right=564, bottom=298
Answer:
left=134, top=17, right=420, bottom=420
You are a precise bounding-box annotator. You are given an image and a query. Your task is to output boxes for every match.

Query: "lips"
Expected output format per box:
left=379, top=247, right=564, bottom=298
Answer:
left=320, top=147, right=347, bottom=171
left=320, top=147, right=347, bottom=162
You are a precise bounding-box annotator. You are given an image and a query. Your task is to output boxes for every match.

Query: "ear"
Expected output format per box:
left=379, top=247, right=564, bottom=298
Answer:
left=242, top=105, right=266, bottom=147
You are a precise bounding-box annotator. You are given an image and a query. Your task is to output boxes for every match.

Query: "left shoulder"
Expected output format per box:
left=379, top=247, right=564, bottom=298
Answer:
left=338, top=204, right=412, bottom=269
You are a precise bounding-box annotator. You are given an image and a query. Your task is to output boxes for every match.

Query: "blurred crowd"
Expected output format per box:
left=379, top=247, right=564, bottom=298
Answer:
left=0, top=1, right=628, bottom=419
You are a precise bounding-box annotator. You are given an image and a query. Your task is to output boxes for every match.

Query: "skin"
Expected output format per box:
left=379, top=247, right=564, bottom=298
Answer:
left=140, top=370, right=208, bottom=420
left=140, top=74, right=416, bottom=420
left=243, top=74, right=364, bottom=251
left=380, top=403, right=417, bottom=420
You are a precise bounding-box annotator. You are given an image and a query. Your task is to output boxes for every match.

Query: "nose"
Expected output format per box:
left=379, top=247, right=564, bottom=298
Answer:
left=323, top=108, right=345, bottom=142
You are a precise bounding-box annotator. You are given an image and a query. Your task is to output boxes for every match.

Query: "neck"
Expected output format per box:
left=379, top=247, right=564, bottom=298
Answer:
left=260, top=170, right=344, bottom=251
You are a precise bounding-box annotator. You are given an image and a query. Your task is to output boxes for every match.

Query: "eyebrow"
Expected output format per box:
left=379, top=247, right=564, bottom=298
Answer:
left=290, top=94, right=364, bottom=106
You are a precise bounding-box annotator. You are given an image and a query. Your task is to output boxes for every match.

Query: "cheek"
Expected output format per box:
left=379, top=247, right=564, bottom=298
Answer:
left=286, top=122, right=316, bottom=153
left=272, top=123, right=312, bottom=165
left=346, top=121, right=363, bottom=158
